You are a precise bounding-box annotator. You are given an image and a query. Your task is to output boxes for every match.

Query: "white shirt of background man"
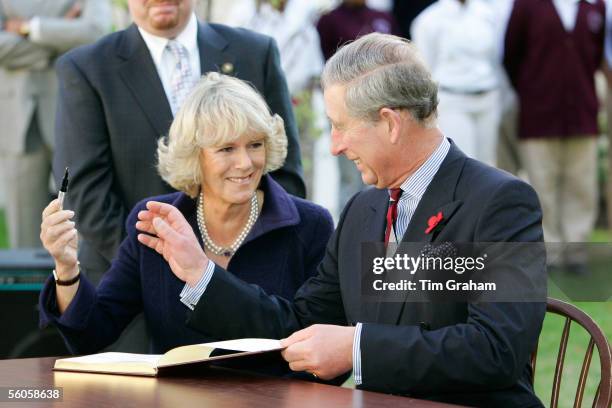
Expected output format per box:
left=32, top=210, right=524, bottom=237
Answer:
left=552, top=0, right=597, bottom=32
left=410, top=0, right=500, bottom=93
left=232, top=0, right=324, bottom=94
left=138, top=13, right=201, bottom=113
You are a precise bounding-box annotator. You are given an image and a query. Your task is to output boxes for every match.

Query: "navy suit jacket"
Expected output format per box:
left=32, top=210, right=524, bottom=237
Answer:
left=53, top=22, right=305, bottom=278
left=39, top=176, right=332, bottom=355
left=187, top=143, right=546, bottom=407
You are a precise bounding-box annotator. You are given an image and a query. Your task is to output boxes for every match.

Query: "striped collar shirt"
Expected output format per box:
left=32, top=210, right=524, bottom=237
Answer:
left=389, top=137, right=451, bottom=244
left=354, top=136, right=450, bottom=386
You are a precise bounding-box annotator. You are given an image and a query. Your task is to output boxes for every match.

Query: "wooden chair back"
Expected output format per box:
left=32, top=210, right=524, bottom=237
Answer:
left=530, top=298, right=612, bottom=408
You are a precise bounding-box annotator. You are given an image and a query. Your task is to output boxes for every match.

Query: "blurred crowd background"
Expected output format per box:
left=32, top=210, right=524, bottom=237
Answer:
left=1, top=0, right=612, bottom=251
left=1, top=3, right=610, bottom=403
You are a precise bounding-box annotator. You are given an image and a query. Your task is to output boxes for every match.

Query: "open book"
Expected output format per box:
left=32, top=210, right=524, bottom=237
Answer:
left=53, top=338, right=283, bottom=377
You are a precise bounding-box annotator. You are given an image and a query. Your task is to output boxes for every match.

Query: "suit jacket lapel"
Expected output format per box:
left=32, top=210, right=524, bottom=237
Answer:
left=376, top=141, right=466, bottom=324
left=400, top=148, right=465, bottom=245
left=366, top=190, right=389, bottom=243
left=197, top=22, right=231, bottom=75
left=117, top=24, right=173, bottom=138
left=353, top=189, right=388, bottom=323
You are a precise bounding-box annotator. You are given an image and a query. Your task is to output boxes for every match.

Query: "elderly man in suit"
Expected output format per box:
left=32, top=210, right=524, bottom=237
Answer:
left=136, top=33, right=546, bottom=407
left=0, top=0, right=111, bottom=248
left=53, top=0, right=306, bottom=283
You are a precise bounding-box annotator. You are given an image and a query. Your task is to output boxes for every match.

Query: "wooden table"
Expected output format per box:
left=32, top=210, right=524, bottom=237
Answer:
left=0, top=357, right=464, bottom=407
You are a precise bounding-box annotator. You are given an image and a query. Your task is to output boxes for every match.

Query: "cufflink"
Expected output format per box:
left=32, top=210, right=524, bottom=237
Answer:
left=221, top=62, right=234, bottom=75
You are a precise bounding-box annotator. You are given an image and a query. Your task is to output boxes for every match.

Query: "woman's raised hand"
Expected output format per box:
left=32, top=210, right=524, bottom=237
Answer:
left=40, top=199, right=78, bottom=274
left=137, top=201, right=210, bottom=287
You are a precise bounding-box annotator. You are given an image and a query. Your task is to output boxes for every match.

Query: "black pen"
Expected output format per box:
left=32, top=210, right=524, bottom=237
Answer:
left=58, top=167, right=70, bottom=210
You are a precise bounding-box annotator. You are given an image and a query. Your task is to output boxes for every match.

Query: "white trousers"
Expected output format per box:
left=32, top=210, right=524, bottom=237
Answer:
left=437, top=89, right=501, bottom=166
left=0, top=116, right=52, bottom=248
left=0, top=147, right=52, bottom=248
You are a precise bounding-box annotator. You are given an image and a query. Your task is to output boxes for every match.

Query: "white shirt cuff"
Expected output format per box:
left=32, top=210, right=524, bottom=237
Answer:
left=29, top=17, right=41, bottom=42
left=179, top=261, right=215, bottom=310
left=353, top=322, right=363, bottom=385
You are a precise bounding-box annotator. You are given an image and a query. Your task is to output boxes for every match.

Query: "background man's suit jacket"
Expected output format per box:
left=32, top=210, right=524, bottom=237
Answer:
left=0, top=0, right=111, bottom=154
left=187, top=142, right=546, bottom=407
left=53, top=22, right=306, bottom=279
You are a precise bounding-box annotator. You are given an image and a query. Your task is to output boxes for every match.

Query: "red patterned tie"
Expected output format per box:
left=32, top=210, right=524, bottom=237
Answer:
left=385, top=188, right=403, bottom=246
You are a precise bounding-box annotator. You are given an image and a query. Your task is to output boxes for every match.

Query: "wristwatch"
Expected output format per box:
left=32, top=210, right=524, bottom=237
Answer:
left=19, top=21, right=31, bottom=38
left=53, top=267, right=80, bottom=286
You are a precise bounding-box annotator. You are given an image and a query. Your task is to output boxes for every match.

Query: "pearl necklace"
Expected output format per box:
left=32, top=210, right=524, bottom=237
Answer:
left=196, top=192, right=258, bottom=257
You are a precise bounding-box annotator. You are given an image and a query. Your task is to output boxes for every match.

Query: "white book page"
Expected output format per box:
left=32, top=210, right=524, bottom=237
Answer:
left=60, top=352, right=162, bottom=366
left=201, top=338, right=283, bottom=352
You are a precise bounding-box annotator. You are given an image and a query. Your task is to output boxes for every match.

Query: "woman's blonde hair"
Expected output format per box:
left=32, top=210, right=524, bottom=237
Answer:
left=157, top=72, right=287, bottom=198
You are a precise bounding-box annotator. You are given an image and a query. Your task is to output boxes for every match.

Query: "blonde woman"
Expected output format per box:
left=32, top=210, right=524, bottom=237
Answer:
left=39, top=73, right=333, bottom=355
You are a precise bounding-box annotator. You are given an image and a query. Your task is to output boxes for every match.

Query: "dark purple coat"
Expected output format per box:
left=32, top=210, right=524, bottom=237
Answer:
left=39, top=175, right=333, bottom=354
left=504, top=0, right=605, bottom=139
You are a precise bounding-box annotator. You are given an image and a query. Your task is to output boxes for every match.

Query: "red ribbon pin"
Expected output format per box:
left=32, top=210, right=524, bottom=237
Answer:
left=425, top=211, right=444, bottom=234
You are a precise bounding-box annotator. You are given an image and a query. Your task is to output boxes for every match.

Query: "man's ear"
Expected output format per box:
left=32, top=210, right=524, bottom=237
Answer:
left=379, top=107, right=402, bottom=144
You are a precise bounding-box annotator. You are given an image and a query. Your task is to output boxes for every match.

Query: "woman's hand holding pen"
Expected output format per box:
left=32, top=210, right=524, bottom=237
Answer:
left=136, top=201, right=209, bottom=287
left=40, top=199, right=79, bottom=278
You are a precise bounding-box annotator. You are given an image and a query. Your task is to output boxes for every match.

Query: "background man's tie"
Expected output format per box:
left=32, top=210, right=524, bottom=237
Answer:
left=166, top=40, right=194, bottom=115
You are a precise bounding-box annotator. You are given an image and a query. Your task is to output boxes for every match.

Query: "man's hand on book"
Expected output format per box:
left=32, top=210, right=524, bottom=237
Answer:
left=280, top=324, right=355, bottom=380
left=137, top=201, right=209, bottom=287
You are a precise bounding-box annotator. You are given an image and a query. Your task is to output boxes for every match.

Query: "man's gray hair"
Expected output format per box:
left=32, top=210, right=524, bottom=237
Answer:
left=321, top=32, right=438, bottom=127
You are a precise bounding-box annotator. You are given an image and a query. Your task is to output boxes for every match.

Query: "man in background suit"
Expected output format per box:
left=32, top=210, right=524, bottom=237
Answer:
left=0, top=0, right=111, bottom=248
left=137, top=33, right=546, bottom=407
left=53, top=0, right=306, bottom=283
